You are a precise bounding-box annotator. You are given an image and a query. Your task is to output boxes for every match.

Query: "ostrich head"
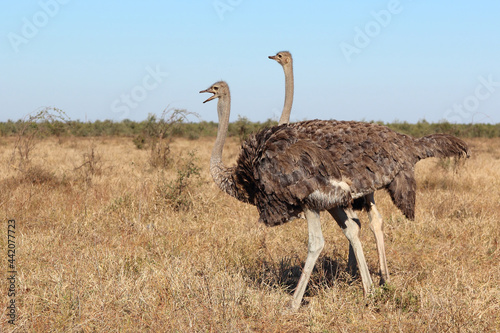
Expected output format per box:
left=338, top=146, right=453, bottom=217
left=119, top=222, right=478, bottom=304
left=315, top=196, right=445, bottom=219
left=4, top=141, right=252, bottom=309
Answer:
left=268, top=51, right=292, bottom=66
left=199, top=81, right=229, bottom=104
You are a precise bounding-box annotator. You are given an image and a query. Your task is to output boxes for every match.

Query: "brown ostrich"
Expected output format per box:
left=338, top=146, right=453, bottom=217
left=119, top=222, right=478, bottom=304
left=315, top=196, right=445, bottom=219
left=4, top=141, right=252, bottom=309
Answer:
left=268, top=50, right=470, bottom=285
left=200, top=81, right=469, bottom=311
left=268, top=50, right=392, bottom=283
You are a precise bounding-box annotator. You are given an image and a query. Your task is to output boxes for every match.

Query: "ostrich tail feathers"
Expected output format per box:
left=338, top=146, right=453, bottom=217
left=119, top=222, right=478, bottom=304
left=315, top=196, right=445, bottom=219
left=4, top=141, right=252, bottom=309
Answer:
left=417, top=134, right=469, bottom=160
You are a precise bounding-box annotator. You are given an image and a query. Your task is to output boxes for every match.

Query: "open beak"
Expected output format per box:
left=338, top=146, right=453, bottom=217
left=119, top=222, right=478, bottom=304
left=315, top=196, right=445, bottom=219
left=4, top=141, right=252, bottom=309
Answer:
left=199, top=89, right=217, bottom=103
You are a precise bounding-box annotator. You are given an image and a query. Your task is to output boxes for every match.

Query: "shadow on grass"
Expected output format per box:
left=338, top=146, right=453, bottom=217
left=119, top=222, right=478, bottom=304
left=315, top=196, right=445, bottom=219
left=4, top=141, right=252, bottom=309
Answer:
left=244, top=255, right=358, bottom=297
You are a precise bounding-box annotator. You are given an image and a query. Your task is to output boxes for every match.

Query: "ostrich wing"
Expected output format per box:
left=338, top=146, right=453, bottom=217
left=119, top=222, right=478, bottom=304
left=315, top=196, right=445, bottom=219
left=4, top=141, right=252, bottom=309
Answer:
left=240, top=125, right=352, bottom=226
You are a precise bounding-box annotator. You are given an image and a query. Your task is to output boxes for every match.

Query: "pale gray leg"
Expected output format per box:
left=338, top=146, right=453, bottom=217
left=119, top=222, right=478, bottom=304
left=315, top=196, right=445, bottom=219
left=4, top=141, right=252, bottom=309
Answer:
left=346, top=209, right=361, bottom=278
left=347, top=243, right=357, bottom=277
left=347, top=211, right=359, bottom=277
left=290, top=208, right=325, bottom=311
left=365, top=193, right=390, bottom=284
left=329, top=207, right=374, bottom=295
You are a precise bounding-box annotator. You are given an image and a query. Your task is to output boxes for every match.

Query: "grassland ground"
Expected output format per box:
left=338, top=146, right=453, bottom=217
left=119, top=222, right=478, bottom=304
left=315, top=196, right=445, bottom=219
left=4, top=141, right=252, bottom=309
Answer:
left=0, top=136, right=499, bottom=332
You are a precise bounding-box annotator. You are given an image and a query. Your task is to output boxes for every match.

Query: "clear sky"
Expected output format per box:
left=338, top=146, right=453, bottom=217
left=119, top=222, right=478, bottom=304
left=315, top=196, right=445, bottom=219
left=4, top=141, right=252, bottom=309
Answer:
left=1, top=1, right=499, bottom=124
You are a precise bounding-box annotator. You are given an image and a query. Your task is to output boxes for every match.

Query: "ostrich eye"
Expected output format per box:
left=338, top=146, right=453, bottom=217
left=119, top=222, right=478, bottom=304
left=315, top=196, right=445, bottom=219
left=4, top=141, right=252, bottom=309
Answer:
left=213, top=86, right=219, bottom=91
left=278, top=54, right=282, bottom=58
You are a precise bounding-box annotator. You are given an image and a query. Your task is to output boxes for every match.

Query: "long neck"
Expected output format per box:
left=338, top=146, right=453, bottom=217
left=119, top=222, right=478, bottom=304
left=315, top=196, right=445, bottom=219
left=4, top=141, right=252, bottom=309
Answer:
left=210, top=93, right=237, bottom=198
left=278, top=61, right=294, bottom=125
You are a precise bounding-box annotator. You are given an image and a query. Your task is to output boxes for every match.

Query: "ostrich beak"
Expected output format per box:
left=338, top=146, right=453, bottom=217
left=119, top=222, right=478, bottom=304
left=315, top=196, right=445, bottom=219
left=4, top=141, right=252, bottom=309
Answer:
left=268, top=55, right=277, bottom=60
left=199, top=89, right=217, bottom=103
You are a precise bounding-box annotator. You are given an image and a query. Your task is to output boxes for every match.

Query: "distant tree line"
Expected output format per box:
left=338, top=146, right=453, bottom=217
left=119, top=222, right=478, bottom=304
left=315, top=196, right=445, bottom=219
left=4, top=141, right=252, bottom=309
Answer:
left=1, top=112, right=499, bottom=139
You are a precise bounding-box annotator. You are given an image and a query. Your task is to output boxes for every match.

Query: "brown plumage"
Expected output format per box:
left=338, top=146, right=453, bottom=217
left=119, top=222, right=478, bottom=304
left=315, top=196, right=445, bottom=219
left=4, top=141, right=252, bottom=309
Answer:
left=200, top=80, right=468, bottom=310
left=268, top=50, right=469, bottom=222
left=269, top=51, right=470, bottom=285
left=233, top=120, right=469, bottom=226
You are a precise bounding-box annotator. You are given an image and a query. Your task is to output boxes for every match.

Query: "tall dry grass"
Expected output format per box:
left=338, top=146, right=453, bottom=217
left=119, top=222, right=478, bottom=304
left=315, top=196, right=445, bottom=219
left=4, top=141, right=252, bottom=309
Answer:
left=0, top=136, right=498, bottom=332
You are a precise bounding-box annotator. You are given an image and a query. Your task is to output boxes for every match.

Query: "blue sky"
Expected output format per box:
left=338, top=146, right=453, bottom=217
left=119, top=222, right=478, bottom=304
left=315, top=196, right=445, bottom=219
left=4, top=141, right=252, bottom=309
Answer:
left=1, top=1, right=499, bottom=124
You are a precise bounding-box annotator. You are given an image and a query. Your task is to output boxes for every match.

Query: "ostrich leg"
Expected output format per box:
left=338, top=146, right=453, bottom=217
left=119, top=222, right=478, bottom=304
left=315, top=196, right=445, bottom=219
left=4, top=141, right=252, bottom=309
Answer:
left=329, top=207, right=374, bottom=295
left=365, top=193, right=389, bottom=284
left=346, top=194, right=390, bottom=285
left=290, top=208, right=325, bottom=311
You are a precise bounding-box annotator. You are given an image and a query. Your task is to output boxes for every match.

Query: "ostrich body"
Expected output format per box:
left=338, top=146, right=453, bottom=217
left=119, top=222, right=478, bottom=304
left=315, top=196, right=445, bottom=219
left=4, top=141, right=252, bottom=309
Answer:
left=268, top=50, right=392, bottom=282
left=268, top=50, right=470, bottom=285
left=200, top=81, right=469, bottom=311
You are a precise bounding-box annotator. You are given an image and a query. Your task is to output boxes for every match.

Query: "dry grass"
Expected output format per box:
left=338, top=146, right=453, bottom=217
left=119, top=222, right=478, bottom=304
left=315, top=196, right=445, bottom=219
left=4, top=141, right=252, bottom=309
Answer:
left=1, top=136, right=499, bottom=332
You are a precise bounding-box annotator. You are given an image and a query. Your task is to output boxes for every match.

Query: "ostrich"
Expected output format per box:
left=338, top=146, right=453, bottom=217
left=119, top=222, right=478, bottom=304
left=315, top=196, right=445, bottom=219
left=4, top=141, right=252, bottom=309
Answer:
left=268, top=50, right=468, bottom=286
left=200, top=81, right=469, bottom=311
left=268, top=50, right=391, bottom=283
